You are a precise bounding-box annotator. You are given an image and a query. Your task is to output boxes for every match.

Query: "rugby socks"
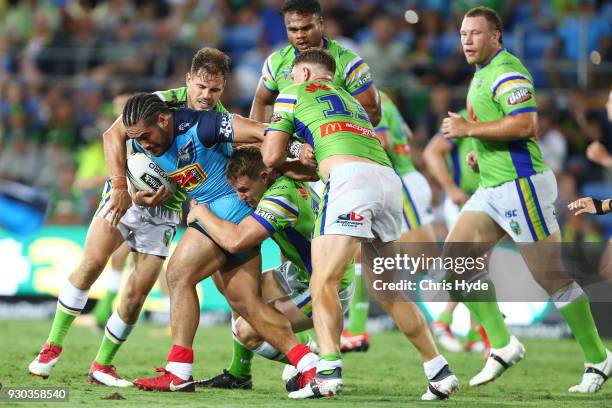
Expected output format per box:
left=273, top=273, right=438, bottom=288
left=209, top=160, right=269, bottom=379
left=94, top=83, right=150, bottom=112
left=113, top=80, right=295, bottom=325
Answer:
left=166, top=344, right=193, bottom=380
left=436, top=310, right=453, bottom=326
left=227, top=340, right=254, bottom=379
left=94, top=311, right=135, bottom=365
left=423, top=355, right=449, bottom=380
left=295, top=330, right=310, bottom=344
left=287, top=343, right=318, bottom=373
left=460, top=277, right=511, bottom=349
left=47, top=281, right=89, bottom=347
left=347, top=264, right=369, bottom=334
left=554, top=282, right=607, bottom=364
left=466, top=327, right=482, bottom=343
left=317, top=353, right=342, bottom=375
left=93, top=268, right=123, bottom=326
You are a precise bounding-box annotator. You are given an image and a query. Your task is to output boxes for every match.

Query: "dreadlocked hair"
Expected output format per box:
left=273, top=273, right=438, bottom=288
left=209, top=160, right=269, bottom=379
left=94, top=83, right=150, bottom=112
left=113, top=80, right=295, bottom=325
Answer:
left=122, top=92, right=171, bottom=127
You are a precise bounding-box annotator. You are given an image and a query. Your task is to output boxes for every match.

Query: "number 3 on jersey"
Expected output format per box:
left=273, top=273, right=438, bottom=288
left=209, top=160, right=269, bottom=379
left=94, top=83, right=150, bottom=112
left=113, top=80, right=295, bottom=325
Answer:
left=316, top=94, right=369, bottom=122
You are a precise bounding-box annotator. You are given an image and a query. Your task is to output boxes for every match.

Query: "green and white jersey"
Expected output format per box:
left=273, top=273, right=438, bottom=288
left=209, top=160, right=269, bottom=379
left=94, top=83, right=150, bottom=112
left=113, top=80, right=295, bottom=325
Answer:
left=144, top=87, right=227, bottom=211
left=154, top=87, right=228, bottom=113
left=251, top=176, right=353, bottom=289
left=467, top=48, right=548, bottom=187
left=375, top=91, right=415, bottom=175
left=268, top=80, right=391, bottom=167
left=261, top=38, right=373, bottom=96
left=446, top=109, right=480, bottom=194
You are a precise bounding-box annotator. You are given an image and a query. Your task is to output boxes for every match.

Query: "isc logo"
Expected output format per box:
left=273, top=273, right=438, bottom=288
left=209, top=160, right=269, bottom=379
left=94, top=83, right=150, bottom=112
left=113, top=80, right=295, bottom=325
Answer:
left=505, top=209, right=518, bottom=218
left=338, top=212, right=364, bottom=222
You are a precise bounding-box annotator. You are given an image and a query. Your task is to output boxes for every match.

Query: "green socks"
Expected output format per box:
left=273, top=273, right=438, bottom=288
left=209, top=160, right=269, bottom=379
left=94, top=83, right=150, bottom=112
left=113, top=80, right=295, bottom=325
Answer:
left=94, top=311, right=135, bottom=366
left=227, top=339, right=254, bottom=379
left=47, top=282, right=89, bottom=347
left=347, top=265, right=369, bottom=334
left=437, top=310, right=453, bottom=325
left=555, top=288, right=606, bottom=363
left=93, top=291, right=118, bottom=327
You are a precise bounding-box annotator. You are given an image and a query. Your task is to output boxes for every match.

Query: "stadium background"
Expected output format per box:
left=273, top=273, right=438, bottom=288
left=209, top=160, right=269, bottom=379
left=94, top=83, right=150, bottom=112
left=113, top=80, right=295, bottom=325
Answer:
left=0, top=0, right=611, bottom=354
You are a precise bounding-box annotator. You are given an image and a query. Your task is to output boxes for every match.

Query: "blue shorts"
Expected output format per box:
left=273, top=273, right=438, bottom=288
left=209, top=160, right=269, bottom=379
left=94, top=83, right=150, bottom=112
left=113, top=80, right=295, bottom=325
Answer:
left=190, top=193, right=257, bottom=263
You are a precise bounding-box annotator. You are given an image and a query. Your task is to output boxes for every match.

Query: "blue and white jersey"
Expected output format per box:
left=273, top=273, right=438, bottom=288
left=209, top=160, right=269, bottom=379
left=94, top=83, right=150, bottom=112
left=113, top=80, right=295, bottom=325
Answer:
left=134, top=109, right=236, bottom=204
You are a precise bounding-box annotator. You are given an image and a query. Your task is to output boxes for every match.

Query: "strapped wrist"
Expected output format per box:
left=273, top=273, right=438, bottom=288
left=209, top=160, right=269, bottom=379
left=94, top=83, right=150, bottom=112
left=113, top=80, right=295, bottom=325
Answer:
left=287, top=139, right=304, bottom=158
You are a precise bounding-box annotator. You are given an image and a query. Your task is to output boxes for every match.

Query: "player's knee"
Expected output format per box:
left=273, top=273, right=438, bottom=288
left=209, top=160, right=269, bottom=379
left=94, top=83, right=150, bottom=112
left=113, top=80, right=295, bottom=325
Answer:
left=310, top=275, right=340, bottom=295
left=235, top=318, right=262, bottom=350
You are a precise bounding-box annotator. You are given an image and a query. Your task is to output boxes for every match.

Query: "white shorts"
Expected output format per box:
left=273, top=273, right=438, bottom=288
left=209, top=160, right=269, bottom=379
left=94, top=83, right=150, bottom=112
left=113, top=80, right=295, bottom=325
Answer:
left=271, top=261, right=354, bottom=318
left=313, top=162, right=402, bottom=242
left=95, top=181, right=181, bottom=257
left=462, top=170, right=559, bottom=243
left=398, top=171, right=434, bottom=233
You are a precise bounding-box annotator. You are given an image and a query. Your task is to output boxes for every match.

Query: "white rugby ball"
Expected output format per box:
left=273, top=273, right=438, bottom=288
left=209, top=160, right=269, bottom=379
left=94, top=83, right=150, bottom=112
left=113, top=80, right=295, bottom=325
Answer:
left=126, top=152, right=177, bottom=193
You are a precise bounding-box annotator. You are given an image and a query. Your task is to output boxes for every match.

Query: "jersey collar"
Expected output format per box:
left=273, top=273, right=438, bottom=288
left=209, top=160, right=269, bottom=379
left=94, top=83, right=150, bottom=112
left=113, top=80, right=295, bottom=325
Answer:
left=293, top=37, right=329, bottom=56
left=477, top=47, right=505, bottom=70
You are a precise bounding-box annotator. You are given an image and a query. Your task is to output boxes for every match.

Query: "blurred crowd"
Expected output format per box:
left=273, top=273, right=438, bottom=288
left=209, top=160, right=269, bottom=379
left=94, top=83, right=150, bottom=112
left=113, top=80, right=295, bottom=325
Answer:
left=0, top=0, right=610, bottom=239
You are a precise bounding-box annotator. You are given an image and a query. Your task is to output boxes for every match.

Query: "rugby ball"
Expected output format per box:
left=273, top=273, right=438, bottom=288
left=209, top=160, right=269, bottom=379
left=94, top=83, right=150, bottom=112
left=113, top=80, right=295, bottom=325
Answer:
left=126, top=152, right=177, bottom=193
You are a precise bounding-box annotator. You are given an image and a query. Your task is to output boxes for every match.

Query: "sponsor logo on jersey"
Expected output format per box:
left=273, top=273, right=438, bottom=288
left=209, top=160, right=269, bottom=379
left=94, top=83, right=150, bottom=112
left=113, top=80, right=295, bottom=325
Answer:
left=178, top=122, right=191, bottom=131
left=169, top=163, right=207, bottom=191
left=220, top=113, right=233, bottom=140
left=337, top=212, right=364, bottom=227
left=320, top=121, right=377, bottom=138
left=139, top=173, right=163, bottom=191
left=255, top=208, right=277, bottom=223
left=306, top=83, right=331, bottom=93
left=510, top=219, right=522, bottom=235
left=177, top=138, right=196, bottom=168
left=271, top=114, right=282, bottom=123
left=505, top=209, right=518, bottom=218
left=507, top=88, right=532, bottom=105
left=356, top=74, right=371, bottom=87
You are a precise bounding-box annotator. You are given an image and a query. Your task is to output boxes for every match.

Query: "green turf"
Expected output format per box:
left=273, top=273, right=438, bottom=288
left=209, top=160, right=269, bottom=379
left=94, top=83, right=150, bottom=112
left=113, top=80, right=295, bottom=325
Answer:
left=2, top=320, right=611, bottom=407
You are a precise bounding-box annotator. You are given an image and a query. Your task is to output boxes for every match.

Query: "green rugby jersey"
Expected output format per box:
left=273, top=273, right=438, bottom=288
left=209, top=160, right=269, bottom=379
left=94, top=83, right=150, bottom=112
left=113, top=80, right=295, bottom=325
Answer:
left=251, top=176, right=353, bottom=289
left=446, top=109, right=480, bottom=194
left=268, top=80, right=391, bottom=167
left=140, top=87, right=227, bottom=211
left=261, top=38, right=373, bottom=96
left=375, top=91, right=416, bottom=175
left=467, top=48, right=548, bottom=187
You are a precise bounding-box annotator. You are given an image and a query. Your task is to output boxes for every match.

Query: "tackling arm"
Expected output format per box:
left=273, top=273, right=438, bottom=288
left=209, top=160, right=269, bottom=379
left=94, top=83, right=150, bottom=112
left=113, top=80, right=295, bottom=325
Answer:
left=187, top=205, right=270, bottom=254
left=249, top=82, right=277, bottom=122
left=354, top=84, right=382, bottom=126
left=261, top=130, right=291, bottom=168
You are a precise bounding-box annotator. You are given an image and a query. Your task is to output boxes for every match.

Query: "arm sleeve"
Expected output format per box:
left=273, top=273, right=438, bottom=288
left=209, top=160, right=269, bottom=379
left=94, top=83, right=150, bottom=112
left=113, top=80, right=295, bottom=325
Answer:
left=491, top=71, right=537, bottom=116
left=265, top=89, right=298, bottom=137
left=261, top=54, right=279, bottom=94
left=341, top=51, right=373, bottom=96
left=196, top=110, right=235, bottom=147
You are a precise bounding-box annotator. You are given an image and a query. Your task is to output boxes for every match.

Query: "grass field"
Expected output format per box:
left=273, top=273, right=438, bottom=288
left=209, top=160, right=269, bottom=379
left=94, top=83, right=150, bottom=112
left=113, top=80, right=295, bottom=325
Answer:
left=2, top=320, right=612, bottom=407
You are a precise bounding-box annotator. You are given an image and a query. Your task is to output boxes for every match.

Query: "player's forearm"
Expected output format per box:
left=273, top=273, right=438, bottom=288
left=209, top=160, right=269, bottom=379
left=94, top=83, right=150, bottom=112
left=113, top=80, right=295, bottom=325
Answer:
left=233, top=115, right=267, bottom=143
left=426, top=154, right=455, bottom=192
left=249, top=99, right=273, bottom=122
left=279, top=160, right=319, bottom=181
left=468, top=113, right=536, bottom=141
left=194, top=209, right=246, bottom=253
left=103, top=116, right=128, bottom=178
